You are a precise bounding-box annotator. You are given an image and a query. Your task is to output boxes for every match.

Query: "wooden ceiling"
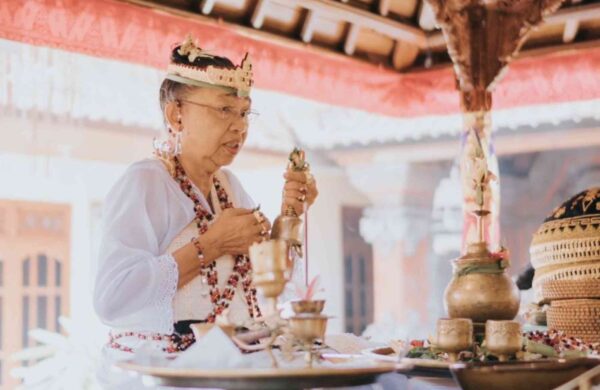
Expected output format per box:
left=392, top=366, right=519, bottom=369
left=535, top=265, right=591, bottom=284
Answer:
left=125, top=0, right=600, bottom=72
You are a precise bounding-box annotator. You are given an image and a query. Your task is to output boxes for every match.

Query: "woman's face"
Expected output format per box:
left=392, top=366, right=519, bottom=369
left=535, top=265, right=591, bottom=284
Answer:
left=171, top=86, right=251, bottom=171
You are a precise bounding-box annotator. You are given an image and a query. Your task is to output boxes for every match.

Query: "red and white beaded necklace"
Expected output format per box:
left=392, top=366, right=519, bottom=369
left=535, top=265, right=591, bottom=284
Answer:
left=172, top=156, right=262, bottom=323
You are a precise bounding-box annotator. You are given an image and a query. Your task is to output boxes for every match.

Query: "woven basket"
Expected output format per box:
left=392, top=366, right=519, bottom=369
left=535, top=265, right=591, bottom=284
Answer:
left=532, top=261, right=600, bottom=303
left=541, top=279, right=600, bottom=301
left=547, top=299, right=600, bottom=343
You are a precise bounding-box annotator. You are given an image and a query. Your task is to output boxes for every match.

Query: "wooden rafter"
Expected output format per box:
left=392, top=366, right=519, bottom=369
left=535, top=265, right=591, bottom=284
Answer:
left=251, top=0, right=269, bottom=29
left=301, top=9, right=317, bottom=43
left=378, top=0, right=390, bottom=16
left=121, top=0, right=600, bottom=73
left=344, top=23, right=361, bottom=55
left=563, top=19, right=579, bottom=43
left=199, top=0, right=216, bottom=15
left=277, top=0, right=426, bottom=46
left=392, top=40, right=419, bottom=70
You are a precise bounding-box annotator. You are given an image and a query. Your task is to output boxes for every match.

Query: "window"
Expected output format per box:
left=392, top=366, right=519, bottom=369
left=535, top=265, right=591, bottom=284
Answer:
left=55, top=259, right=61, bottom=287
left=22, top=296, right=29, bottom=347
left=37, top=296, right=47, bottom=328
left=22, top=257, right=30, bottom=286
left=37, top=254, right=48, bottom=286
left=0, top=298, right=2, bottom=350
left=342, top=207, right=374, bottom=335
left=55, top=296, right=61, bottom=331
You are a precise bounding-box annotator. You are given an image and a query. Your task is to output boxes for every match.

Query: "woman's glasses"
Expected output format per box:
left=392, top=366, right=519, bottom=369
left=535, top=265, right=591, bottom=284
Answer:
left=179, top=99, right=259, bottom=122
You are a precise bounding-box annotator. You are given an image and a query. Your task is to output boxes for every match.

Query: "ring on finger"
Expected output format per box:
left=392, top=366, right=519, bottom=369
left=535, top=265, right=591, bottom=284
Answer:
left=253, top=210, right=264, bottom=224
left=297, top=194, right=306, bottom=202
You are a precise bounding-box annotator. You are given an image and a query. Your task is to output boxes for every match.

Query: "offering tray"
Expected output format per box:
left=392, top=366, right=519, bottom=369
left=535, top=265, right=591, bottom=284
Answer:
left=450, top=358, right=600, bottom=390
left=117, top=358, right=409, bottom=389
left=360, top=346, right=452, bottom=378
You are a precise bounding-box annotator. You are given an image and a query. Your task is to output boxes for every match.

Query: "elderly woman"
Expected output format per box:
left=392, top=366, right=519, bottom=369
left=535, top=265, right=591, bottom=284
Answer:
left=93, top=36, right=318, bottom=388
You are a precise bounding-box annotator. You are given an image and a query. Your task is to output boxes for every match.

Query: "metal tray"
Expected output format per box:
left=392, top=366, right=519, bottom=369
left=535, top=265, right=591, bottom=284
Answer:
left=117, top=360, right=409, bottom=389
left=450, top=358, right=600, bottom=390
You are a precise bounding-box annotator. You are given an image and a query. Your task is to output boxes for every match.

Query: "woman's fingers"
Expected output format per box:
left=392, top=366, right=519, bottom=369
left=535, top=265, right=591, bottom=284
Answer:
left=284, top=171, right=308, bottom=183
left=283, top=196, right=305, bottom=215
left=284, top=181, right=307, bottom=192
left=283, top=189, right=306, bottom=202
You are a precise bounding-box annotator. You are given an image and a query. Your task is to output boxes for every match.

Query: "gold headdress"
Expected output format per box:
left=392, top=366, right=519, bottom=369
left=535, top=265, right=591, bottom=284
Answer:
left=166, top=35, right=253, bottom=97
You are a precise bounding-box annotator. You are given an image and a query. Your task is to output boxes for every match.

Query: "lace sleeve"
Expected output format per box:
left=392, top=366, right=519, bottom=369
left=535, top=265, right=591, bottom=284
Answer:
left=93, top=163, right=180, bottom=334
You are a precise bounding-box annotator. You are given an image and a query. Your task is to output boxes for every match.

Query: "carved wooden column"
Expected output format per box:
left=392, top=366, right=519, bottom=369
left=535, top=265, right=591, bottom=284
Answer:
left=426, top=0, right=565, bottom=252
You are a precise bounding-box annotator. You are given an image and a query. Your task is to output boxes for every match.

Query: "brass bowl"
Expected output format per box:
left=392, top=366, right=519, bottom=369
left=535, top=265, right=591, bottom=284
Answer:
left=291, top=300, right=325, bottom=315
left=288, top=315, right=328, bottom=344
left=485, top=320, right=522, bottom=362
left=450, top=358, right=600, bottom=390
left=436, top=318, right=473, bottom=362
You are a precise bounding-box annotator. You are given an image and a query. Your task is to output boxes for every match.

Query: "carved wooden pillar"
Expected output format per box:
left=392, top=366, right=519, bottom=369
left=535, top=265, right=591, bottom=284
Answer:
left=426, top=0, right=565, bottom=252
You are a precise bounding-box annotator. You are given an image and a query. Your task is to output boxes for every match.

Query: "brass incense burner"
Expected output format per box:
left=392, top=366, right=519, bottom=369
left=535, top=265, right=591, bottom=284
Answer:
left=244, top=240, right=328, bottom=368
left=288, top=300, right=328, bottom=367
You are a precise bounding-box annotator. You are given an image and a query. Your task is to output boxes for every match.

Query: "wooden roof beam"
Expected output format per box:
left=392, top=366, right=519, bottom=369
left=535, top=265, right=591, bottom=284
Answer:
left=378, top=0, right=390, bottom=16
left=546, top=2, right=600, bottom=24
left=278, top=0, right=426, bottom=46
left=301, top=9, right=317, bottom=43
left=344, top=23, right=360, bottom=55
left=418, top=1, right=437, bottom=31
left=392, top=40, right=419, bottom=70
left=425, top=2, right=600, bottom=50
left=563, top=19, right=579, bottom=43
left=199, top=0, right=216, bottom=15
left=251, top=0, right=269, bottom=29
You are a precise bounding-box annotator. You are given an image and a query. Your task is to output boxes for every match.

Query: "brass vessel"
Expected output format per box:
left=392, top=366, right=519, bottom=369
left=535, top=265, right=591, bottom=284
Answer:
left=288, top=300, right=328, bottom=367
left=485, top=320, right=522, bottom=362
left=271, top=213, right=304, bottom=251
left=249, top=239, right=291, bottom=312
left=436, top=318, right=473, bottom=362
left=271, top=148, right=310, bottom=257
left=444, top=242, right=520, bottom=324
left=246, top=239, right=293, bottom=367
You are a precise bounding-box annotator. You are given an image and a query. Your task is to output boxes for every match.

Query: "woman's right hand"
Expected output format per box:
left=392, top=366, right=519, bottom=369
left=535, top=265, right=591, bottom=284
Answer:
left=204, top=208, right=271, bottom=256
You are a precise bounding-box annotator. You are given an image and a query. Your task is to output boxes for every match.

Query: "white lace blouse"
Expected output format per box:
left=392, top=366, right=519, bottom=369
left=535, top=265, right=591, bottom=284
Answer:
left=93, top=158, right=297, bottom=335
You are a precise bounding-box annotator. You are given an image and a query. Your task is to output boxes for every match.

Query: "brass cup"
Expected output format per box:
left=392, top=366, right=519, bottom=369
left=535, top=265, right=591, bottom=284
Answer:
left=291, top=300, right=325, bottom=315
left=485, top=320, right=522, bottom=362
left=288, top=314, right=328, bottom=367
left=436, top=318, right=473, bottom=362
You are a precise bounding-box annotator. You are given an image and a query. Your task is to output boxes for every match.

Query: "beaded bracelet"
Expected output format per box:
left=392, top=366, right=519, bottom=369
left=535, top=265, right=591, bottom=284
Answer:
left=191, top=237, right=206, bottom=264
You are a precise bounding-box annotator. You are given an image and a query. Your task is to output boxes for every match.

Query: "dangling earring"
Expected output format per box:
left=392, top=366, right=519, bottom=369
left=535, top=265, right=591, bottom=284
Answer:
left=173, top=113, right=183, bottom=156
left=173, top=130, right=182, bottom=156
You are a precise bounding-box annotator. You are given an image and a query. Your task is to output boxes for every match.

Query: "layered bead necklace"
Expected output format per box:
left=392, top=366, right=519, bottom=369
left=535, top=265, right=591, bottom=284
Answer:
left=173, top=156, right=262, bottom=323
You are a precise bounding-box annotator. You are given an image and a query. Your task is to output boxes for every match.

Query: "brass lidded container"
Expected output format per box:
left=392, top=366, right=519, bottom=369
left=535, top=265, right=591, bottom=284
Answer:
left=445, top=241, right=520, bottom=325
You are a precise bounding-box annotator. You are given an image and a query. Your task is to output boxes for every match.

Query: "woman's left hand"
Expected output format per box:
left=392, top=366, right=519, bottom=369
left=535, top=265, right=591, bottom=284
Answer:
left=282, top=170, right=318, bottom=215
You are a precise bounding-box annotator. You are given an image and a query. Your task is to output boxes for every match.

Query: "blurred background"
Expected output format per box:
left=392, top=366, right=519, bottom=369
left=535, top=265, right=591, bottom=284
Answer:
left=1, top=0, right=600, bottom=388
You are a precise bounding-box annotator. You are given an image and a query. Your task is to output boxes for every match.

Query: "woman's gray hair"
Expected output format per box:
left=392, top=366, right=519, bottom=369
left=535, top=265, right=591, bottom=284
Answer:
left=159, top=79, right=192, bottom=115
